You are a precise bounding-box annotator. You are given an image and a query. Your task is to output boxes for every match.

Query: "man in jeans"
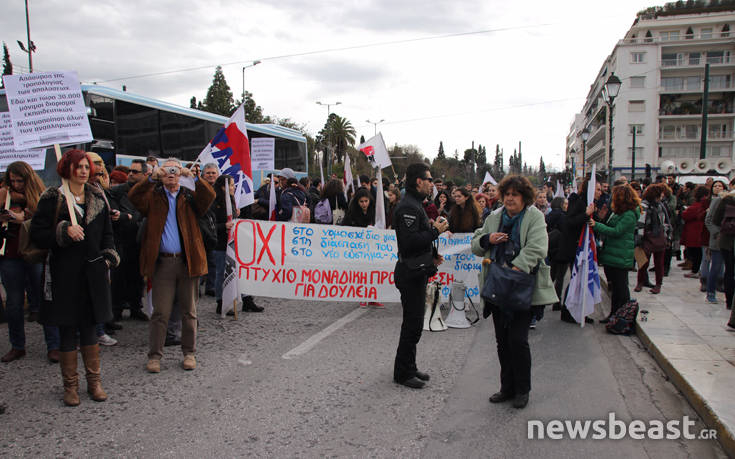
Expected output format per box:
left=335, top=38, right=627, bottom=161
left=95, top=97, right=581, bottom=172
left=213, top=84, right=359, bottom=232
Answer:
left=129, top=158, right=214, bottom=372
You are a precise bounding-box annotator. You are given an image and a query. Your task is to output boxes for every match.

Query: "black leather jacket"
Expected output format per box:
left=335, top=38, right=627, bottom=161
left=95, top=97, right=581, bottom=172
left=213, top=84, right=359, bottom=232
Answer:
left=393, top=187, right=439, bottom=271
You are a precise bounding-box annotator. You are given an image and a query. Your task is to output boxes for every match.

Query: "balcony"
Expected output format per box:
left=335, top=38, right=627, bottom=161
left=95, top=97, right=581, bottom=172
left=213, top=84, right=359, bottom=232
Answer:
left=659, top=94, right=735, bottom=117
left=661, top=53, right=733, bottom=69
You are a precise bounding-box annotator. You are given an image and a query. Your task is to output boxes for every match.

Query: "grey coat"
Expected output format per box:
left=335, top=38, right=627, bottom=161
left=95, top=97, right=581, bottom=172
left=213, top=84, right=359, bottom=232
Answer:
left=705, top=196, right=722, bottom=250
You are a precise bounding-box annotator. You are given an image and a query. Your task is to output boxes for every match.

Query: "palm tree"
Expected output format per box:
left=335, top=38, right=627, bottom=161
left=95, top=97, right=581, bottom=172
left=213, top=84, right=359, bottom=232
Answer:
left=324, top=114, right=356, bottom=164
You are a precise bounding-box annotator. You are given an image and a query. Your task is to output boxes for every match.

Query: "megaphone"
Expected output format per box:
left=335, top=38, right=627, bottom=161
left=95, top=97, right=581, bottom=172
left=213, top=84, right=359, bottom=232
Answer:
left=715, top=158, right=733, bottom=175
left=423, top=282, right=447, bottom=332
left=678, top=159, right=695, bottom=174
left=445, top=281, right=471, bottom=329
left=660, top=160, right=676, bottom=175
left=695, top=159, right=711, bottom=173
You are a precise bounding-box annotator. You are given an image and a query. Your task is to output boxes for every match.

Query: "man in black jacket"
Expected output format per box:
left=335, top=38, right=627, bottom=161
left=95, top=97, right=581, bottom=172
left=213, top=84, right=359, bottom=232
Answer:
left=392, top=163, right=449, bottom=389
left=109, top=159, right=147, bottom=321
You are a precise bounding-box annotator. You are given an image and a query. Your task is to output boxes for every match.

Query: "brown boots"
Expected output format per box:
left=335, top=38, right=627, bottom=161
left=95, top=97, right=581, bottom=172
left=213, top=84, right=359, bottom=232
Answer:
left=80, top=345, right=107, bottom=402
left=60, top=345, right=107, bottom=406
left=60, top=351, right=80, bottom=406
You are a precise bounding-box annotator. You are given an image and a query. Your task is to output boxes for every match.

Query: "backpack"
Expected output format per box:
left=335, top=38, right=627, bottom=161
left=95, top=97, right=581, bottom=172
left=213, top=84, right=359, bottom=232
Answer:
left=720, top=203, right=735, bottom=236
left=289, top=196, right=311, bottom=223
left=605, top=299, right=639, bottom=335
left=314, top=198, right=333, bottom=224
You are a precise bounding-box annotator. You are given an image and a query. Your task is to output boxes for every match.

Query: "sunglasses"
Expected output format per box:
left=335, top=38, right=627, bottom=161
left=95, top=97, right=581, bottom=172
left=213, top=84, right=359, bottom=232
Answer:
left=129, top=169, right=142, bottom=175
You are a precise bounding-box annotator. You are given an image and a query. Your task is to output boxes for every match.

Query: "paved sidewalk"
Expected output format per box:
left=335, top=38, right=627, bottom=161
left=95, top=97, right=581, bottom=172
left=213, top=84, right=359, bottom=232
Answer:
left=609, top=263, right=735, bottom=456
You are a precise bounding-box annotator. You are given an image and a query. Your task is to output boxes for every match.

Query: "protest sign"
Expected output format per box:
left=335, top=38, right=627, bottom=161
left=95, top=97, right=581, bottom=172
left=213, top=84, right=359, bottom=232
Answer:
left=2, top=71, right=92, bottom=149
left=250, top=137, right=275, bottom=170
left=0, top=113, right=46, bottom=171
left=234, top=220, right=481, bottom=302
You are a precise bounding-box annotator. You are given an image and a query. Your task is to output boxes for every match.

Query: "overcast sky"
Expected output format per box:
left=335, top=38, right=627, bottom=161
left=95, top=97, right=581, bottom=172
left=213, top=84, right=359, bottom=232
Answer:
left=2, top=0, right=653, bottom=170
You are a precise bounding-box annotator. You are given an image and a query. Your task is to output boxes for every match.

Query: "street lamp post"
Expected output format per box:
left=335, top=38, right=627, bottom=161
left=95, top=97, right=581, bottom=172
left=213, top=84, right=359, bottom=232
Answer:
left=580, top=128, right=590, bottom=177
left=241, top=60, right=261, bottom=102
left=366, top=119, right=384, bottom=136
left=316, top=101, right=342, bottom=176
left=601, top=72, right=622, bottom=186
left=16, top=0, right=35, bottom=72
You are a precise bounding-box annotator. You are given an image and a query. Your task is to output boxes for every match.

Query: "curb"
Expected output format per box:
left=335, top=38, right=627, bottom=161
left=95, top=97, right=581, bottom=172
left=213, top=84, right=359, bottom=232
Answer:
left=600, top=277, right=734, bottom=456
left=635, top=324, right=735, bottom=457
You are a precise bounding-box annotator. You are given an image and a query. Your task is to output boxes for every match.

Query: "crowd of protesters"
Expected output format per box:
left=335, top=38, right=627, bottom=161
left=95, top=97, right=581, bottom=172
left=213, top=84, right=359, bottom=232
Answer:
left=2, top=150, right=735, bottom=410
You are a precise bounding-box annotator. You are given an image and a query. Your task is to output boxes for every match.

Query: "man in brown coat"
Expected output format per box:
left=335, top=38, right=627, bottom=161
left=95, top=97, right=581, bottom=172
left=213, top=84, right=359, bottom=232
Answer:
left=129, top=158, right=215, bottom=373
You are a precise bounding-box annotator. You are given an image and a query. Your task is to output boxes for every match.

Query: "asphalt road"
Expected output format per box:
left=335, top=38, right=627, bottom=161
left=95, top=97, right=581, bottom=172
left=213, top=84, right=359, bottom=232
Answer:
left=0, top=291, right=727, bottom=458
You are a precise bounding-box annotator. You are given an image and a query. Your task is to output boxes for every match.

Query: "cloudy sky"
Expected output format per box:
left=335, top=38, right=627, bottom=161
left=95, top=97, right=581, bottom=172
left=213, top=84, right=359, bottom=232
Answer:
left=3, top=0, right=653, bottom=170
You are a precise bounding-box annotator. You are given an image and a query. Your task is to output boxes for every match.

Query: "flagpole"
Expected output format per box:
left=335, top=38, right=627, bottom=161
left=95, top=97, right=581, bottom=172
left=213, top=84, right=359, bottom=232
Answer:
left=580, top=225, right=589, bottom=328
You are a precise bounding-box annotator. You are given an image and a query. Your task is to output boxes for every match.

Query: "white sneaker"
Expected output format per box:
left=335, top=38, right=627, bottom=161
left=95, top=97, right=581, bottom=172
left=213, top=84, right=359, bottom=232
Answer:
left=97, top=333, right=118, bottom=346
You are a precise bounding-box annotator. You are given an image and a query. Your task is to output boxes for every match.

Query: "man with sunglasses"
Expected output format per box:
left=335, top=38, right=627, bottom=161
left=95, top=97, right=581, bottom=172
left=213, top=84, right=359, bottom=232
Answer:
left=392, top=163, right=449, bottom=389
left=129, top=158, right=215, bottom=373
left=110, top=159, right=148, bottom=322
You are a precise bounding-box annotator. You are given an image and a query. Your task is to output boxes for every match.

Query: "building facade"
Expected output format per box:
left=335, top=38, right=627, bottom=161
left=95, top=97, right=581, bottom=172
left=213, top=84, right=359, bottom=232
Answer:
left=568, top=6, right=735, bottom=181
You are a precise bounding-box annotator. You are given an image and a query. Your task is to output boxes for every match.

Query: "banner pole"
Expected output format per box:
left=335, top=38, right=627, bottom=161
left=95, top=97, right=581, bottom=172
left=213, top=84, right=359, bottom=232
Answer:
left=53, top=144, right=78, bottom=227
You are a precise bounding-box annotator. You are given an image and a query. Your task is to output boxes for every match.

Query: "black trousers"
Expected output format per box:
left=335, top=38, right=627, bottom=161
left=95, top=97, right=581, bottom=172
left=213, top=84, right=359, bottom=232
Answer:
left=550, top=262, right=569, bottom=308
left=393, top=263, right=428, bottom=382
left=685, top=247, right=703, bottom=274
left=723, top=248, right=734, bottom=309
left=59, top=324, right=96, bottom=352
left=604, top=266, right=630, bottom=315
left=491, top=307, right=533, bottom=395
left=113, top=241, right=144, bottom=312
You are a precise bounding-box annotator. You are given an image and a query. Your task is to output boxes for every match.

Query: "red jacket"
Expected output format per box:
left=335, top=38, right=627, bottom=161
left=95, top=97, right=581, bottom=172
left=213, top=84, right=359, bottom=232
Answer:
left=680, top=199, right=710, bottom=247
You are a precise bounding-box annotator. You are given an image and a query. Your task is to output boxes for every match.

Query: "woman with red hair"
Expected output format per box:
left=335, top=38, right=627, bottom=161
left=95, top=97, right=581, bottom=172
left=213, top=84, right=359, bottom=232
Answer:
left=30, top=149, right=120, bottom=406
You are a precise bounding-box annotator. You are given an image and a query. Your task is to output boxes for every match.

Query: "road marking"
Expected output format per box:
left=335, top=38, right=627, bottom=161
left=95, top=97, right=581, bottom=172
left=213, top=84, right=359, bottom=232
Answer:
left=282, top=307, right=368, bottom=359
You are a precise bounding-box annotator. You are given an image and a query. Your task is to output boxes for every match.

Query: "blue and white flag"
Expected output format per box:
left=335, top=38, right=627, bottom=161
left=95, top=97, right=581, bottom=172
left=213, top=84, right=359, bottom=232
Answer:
left=564, top=165, right=601, bottom=326
left=198, top=104, right=254, bottom=208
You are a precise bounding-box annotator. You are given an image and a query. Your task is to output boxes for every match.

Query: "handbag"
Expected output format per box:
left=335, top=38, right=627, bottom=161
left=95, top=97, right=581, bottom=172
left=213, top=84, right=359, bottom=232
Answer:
left=643, top=231, right=666, bottom=253
left=480, top=224, right=537, bottom=315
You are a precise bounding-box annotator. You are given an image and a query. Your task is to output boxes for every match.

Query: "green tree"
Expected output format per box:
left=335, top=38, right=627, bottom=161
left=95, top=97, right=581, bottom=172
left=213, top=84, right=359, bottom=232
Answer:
left=318, top=113, right=356, bottom=165
left=200, top=66, right=235, bottom=116
left=359, top=135, right=365, bottom=145
left=539, top=156, right=546, bottom=181
left=1, top=42, right=12, bottom=88
left=189, top=96, right=197, bottom=109
left=437, top=141, right=445, bottom=160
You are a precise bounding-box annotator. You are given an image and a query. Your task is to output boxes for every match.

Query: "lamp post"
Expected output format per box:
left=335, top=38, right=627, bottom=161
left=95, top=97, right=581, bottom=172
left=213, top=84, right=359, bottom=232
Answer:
left=580, top=128, right=590, bottom=176
left=366, top=119, right=384, bottom=136
left=241, top=60, right=261, bottom=102
left=16, top=0, right=35, bottom=72
left=601, top=72, right=622, bottom=186
left=316, top=101, right=342, bottom=175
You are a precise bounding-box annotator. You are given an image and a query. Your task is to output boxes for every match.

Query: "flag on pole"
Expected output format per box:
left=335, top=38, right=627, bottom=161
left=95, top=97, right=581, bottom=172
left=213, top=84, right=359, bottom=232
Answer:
left=343, top=153, right=354, bottom=200
left=374, top=167, right=386, bottom=229
left=197, top=103, right=254, bottom=208
left=483, top=171, right=497, bottom=185
left=221, top=177, right=241, bottom=317
left=358, top=133, right=392, bottom=169
left=554, top=180, right=565, bottom=198
left=564, top=165, right=601, bottom=326
left=318, top=150, right=325, bottom=190
left=268, top=177, right=277, bottom=221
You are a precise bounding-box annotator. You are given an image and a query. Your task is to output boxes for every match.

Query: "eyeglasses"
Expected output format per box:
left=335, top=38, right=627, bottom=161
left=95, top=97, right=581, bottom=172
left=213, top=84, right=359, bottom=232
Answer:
left=421, top=176, right=433, bottom=181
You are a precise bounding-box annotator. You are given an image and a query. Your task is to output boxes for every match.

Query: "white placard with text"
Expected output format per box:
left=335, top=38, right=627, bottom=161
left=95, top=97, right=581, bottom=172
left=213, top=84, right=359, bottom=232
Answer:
left=0, top=112, right=46, bottom=171
left=251, top=137, right=275, bottom=170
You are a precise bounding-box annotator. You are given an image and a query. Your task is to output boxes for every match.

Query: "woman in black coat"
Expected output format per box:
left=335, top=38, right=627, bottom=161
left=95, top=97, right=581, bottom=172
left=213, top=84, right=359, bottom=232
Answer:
left=559, top=176, right=600, bottom=323
left=30, top=149, right=120, bottom=407
left=343, top=187, right=375, bottom=227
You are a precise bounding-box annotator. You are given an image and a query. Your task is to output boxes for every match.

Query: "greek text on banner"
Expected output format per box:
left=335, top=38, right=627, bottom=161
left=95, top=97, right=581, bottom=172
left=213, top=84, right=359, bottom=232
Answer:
left=234, top=220, right=481, bottom=302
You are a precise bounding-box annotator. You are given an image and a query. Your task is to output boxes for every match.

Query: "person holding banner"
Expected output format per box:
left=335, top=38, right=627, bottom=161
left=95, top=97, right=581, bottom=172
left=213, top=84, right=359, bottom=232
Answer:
left=0, top=161, right=60, bottom=363
left=129, top=158, right=215, bottom=373
left=471, top=175, right=557, bottom=409
left=343, top=188, right=375, bottom=228
left=392, top=163, right=449, bottom=389
left=30, top=149, right=120, bottom=406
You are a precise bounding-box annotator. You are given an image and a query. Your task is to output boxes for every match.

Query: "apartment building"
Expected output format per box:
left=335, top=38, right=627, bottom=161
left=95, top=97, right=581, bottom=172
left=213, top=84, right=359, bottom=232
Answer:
left=568, top=5, right=735, bottom=180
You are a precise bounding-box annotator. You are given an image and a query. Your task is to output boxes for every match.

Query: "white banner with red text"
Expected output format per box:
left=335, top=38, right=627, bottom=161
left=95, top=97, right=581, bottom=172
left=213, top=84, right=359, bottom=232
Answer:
left=233, top=220, right=481, bottom=303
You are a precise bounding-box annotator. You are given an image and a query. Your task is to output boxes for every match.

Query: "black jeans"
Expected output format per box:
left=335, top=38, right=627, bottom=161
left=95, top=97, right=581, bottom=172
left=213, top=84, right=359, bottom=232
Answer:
left=723, top=248, right=734, bottom=309
left=59, top=324, right=97, bottom=352
left=604, top=266, right=630, bottom=315
left=491, top=307, right=533, bottom=395
left=393, top=263, right=428, bottom=382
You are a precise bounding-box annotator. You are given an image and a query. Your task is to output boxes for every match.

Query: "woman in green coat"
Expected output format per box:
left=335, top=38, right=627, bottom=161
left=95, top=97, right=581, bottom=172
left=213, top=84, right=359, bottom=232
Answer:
left=590, top=184, right=641, bottom=322
left=471, top=175, right=557, bottom=409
